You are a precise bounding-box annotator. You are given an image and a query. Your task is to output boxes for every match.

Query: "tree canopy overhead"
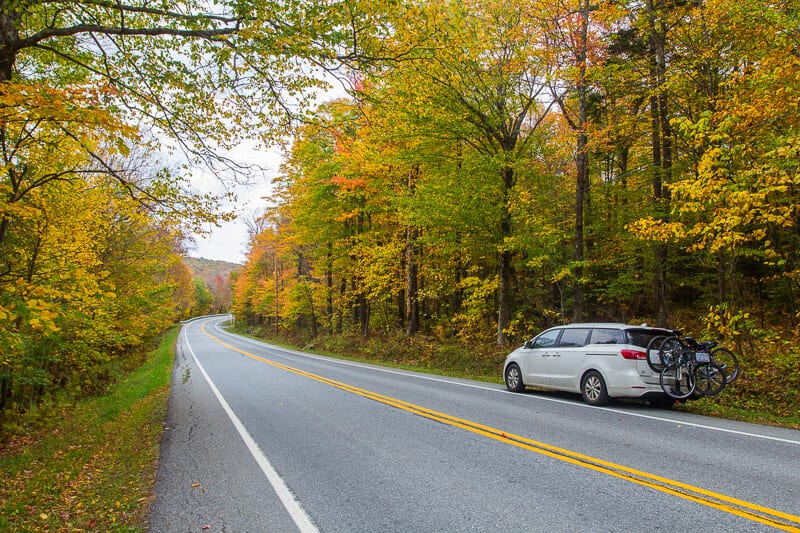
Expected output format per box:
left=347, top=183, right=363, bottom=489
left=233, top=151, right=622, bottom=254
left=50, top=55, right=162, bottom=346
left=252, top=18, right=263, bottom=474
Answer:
left=1, top=0, right=370, bottom=173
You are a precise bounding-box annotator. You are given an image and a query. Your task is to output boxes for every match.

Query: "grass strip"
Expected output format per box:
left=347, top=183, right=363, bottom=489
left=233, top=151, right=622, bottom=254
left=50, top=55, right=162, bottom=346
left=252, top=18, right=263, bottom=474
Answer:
left=0, top=327, right=177, bottom=532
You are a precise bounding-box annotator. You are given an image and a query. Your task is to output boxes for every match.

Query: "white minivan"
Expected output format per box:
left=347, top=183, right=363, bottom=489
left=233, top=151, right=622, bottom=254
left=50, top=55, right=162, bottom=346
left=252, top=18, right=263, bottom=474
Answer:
left=503, top=323, right=675, bottom=407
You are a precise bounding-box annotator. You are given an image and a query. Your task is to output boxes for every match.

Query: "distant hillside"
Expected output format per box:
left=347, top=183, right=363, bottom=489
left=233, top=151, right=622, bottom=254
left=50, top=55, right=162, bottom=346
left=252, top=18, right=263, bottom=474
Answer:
left=185, top=257, right=242, bottom=283
left=185, top=257, right=242, bottom=312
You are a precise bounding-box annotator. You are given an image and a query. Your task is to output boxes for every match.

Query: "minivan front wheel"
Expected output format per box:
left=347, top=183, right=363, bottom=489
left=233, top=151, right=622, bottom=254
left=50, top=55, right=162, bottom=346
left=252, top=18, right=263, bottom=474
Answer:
left=504, top=364, right=525, bottom=393
left=581, top=371, right=609, bottom=406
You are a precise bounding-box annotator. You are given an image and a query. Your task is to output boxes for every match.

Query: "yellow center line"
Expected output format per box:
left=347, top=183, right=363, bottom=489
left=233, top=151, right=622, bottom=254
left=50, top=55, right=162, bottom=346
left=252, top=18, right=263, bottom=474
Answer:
left=200, top=323, right=800, bottom=532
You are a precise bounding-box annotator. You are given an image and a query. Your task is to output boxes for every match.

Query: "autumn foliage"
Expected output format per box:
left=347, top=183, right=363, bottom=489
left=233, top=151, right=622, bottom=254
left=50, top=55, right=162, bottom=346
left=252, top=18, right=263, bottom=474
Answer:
left=0, top=80, right=197, bottom=419
left=232, top=0, right=800, bottom=388
left=2, top=0, right=798, bottom=427
left=0, top=0, right=372, bottom=426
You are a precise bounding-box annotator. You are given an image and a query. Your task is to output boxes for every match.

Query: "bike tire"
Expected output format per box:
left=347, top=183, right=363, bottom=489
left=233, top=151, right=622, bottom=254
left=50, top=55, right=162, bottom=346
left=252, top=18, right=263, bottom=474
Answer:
left=694, top=362, right=726, bottom=396
left=645, top=335, right=667, bottom=373
left=660, top=364, right=696, bottom=400
left=710, top=347, right=740, bottom=384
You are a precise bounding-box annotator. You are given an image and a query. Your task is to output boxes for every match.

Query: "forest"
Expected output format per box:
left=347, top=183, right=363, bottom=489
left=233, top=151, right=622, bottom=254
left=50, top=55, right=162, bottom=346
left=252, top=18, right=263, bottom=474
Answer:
left=0, top=0, right=357, bottom=427
left=230, top=0, right=799, bottom=418
left=1, top=0, right=798, bottom=427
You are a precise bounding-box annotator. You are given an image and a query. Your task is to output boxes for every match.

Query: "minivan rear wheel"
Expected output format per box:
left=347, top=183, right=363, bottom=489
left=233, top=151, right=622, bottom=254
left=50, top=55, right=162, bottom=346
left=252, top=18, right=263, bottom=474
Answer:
left=504, top=363, right=525, bottom=392
left=581, top=371, right=609, bottom=406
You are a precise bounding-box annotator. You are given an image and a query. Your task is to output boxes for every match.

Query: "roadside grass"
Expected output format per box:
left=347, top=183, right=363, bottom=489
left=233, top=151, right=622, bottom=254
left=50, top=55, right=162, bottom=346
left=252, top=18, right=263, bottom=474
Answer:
left=0, top=327, right=176, bottom=532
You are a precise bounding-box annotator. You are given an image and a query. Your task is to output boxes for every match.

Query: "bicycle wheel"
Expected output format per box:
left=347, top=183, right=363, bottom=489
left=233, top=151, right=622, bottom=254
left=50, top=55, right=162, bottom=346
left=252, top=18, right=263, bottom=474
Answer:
left=660, top=364, right=696, bottom=400
left=710, top=347, right=739, bottom=384
left=645, top=335, right=667, bottom=372
left=694, top=362, right=726, bottom=396
left=658, top=337, right=685, bottom=368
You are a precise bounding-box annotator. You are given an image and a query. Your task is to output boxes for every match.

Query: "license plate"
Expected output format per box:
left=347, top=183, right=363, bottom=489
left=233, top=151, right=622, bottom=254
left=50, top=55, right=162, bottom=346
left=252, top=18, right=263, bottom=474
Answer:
left=696, top=352, right=710, bottom=363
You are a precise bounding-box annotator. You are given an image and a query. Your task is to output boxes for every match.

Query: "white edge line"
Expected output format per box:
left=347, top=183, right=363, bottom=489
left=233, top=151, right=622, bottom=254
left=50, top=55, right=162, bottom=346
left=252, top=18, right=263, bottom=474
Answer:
left=181, top=328, right=319, bottom=533
left=209, top=319, right=800, bottom=447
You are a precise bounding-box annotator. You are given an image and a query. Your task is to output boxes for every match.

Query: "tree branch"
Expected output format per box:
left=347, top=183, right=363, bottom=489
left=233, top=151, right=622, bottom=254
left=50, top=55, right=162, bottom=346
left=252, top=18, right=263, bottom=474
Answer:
left=19, top=23, right=239, bottom=50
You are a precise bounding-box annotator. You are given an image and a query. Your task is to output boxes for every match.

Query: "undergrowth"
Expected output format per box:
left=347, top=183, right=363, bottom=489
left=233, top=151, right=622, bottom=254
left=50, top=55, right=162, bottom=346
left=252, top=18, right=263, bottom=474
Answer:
left=0, top=327, right=176, bottom=532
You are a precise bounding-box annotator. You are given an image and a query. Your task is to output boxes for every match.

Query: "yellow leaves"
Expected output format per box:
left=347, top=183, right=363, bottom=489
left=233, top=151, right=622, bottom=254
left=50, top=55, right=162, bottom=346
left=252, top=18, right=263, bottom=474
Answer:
left=703, top=303, right=751, bottom=342
left=626, top=217, right=687, bottom=244
left=0, top=82, right=138, bottom=187
left=550, top=266, right=573, bottom=284
left=0, top=303, right=14, bottom=322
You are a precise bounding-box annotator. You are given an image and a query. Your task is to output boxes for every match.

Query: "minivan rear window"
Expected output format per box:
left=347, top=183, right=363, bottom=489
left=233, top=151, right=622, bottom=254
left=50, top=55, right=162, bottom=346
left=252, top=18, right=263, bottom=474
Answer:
left=625, top=328, right=673, bottom=348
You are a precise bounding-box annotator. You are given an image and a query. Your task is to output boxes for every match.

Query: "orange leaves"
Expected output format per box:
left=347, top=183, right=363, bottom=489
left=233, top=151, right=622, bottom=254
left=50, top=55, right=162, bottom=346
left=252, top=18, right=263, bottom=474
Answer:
left=330, top=174, right=369, bottom=191
left=0, top=82, right=133, bottom=139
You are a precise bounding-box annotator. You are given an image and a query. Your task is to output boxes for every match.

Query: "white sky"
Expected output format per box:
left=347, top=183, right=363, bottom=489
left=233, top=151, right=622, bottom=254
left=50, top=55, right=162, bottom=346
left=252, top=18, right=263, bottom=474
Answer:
left=186, top=141, right=283, bottom=264
left=186, top=79, right=350, bottom=264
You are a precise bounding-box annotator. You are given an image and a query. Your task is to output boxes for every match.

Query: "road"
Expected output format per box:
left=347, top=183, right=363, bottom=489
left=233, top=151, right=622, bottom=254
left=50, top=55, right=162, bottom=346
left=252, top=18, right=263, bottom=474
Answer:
left=149, top=316, right=800, bottom=532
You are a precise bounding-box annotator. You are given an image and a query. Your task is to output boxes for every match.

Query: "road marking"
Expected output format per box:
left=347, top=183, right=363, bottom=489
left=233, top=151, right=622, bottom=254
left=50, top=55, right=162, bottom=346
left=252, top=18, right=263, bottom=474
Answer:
left=210, top=319, right=800, bottom=447
left=181, top=329, right=319, bottom=533
left=198, top=320, right=800, bottom=532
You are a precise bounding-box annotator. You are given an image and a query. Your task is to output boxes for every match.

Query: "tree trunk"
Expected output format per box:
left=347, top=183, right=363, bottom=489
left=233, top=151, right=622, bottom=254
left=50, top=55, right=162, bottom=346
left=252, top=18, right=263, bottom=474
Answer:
left=405, top=226, right=420, bottom=336
left=405, top=167, right=420, bottom=336
left=360, top=298, right=369, bottom=337
left=0, top=8, right=19, bottom=250
left=572, top=0, right=590, bottom=323
left=497, top=249, right=512, bottom=346
left=496, top=166, right=515, bottom=347
left=0, top=7, right=19, bottom=83
left=326, top=242, right=334, bottom=333
left=648, top=0, right=671, bottom=327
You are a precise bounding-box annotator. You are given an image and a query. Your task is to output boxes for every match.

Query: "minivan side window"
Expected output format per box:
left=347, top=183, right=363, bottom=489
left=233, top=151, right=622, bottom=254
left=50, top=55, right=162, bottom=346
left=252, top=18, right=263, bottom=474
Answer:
left=590, top=328, right=625, bottom=345
left=532, top=329, right=560, bottom=349
left=557, top=328, right=590, bottom=348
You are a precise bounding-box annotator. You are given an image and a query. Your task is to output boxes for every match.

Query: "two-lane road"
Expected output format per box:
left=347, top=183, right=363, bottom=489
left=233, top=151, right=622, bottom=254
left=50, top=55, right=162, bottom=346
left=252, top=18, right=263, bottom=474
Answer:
left=150, top=316, right=800, bottom=532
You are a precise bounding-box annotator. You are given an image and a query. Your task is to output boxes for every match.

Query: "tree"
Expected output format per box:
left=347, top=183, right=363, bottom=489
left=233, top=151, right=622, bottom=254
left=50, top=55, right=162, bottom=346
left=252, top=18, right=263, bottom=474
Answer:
left=0, top=171, right=195, bottom=411
left=538, top=0, right=624, bottom=321
left=613, top=0, right=800, bottom=344
left=0, top=1, right=379, bottom=244
left=365, top=0, right=554, bottom=346
left=192, top=278, right=214, bottom=317
left=0, top=0, right=395, bottom=416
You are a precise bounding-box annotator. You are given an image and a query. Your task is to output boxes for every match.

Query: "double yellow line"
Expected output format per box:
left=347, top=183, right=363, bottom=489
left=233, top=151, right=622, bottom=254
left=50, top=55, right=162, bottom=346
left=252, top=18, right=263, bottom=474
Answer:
left=201, top=323, right=800, bottom=532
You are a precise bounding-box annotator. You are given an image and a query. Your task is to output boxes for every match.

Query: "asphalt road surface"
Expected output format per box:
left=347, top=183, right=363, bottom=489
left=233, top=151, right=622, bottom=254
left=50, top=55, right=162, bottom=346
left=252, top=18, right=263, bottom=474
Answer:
left=149, top=316, right=800, bottom=532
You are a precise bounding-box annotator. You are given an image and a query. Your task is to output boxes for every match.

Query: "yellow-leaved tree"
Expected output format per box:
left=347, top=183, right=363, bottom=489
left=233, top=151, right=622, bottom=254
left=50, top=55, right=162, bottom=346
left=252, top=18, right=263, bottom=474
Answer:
left=628, top=0, right=800, bottom=318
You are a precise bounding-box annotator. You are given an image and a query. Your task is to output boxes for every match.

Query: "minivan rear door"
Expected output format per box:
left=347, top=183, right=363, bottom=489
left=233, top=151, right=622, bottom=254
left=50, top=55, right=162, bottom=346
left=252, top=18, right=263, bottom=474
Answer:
left=626, top=328, right=674, bottom=380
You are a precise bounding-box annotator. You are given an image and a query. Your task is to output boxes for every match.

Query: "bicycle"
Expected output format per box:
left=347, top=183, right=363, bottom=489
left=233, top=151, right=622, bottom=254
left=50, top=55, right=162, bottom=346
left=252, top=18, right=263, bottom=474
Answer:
left=647, top=334, right=740, bottom=386
left=657, top=337, right=727, bottom=400
left=672, top=336, right=740, bottom=386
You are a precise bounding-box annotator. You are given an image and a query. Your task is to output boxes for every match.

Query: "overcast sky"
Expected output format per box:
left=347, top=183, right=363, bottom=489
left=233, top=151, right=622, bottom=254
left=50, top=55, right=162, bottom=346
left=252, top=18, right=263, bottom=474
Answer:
left=185, top=142, right=282, bottom=264
left=185, top=78, right=350, bottom=264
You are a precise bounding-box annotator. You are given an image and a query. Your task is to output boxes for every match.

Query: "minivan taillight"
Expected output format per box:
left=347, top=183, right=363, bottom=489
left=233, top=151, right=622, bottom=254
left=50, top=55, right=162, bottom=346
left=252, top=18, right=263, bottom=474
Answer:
left=621, top=349, right=647, bottom=360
